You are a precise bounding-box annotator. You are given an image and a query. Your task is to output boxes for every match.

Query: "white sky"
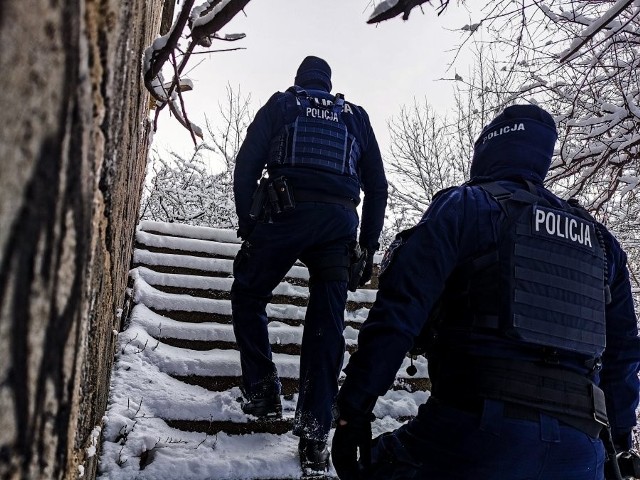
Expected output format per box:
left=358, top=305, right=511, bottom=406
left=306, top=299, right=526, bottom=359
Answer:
left=152, top=0, right=479, bottom=163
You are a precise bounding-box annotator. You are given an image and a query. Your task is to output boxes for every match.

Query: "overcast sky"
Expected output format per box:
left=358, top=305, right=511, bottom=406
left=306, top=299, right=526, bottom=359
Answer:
left=152, top=0, right=480, bottom=164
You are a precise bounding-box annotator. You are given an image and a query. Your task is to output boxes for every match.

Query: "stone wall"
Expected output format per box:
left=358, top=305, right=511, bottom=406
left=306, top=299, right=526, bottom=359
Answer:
left=0, top=0, right=165, bottom=478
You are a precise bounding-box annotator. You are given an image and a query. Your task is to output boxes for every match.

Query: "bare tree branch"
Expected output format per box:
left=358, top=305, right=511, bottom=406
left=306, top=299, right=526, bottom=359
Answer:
left=367, top=0, right=450, bottom=24
left=143, top=0, right=251, bottom=140
left=559, top=0, right=635, bottom=62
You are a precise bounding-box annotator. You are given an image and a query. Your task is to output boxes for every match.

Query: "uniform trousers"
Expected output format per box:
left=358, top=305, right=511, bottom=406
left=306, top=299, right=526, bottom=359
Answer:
left=231, top=202, right=358, bottom=441
left=368, top=398, right=606, bottom=479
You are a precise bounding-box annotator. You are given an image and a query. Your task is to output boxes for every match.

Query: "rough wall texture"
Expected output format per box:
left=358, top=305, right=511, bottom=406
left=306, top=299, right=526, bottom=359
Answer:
left=0, top=0, right=164, bottom=478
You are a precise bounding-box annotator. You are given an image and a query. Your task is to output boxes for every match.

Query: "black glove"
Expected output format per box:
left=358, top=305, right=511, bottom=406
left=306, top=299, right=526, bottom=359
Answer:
left=358, top=250, right=375, bottom=287
left=236, top=221, right=255, bottom=241
left=608, top=450, right=640, bottom=479
left=331, top=410, right=373, bottom=479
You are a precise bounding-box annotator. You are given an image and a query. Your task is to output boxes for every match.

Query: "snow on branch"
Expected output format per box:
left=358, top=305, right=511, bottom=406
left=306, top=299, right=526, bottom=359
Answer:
left=142, top=0, right=251, bottom=144
left=448, top=1, right=640, bottom=216
left=191, top=0, right=250, bottom=37
left=559, top=0, right=636, bottom=62
left=367, top=0, right=450, bottom=24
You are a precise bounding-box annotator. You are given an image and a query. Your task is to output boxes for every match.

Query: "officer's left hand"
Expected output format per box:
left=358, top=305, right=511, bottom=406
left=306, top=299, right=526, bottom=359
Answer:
left=618, top=450, right=640, bottom=479
left=331, top=416, right=372, bottom=479
left=358, top=250, right=375, bottom=287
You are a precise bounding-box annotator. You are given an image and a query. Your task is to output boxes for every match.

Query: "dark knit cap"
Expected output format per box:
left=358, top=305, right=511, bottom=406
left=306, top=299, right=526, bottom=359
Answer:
left=294, top=56, right=332, bottom=92
left=470, top=104, right=558, bottom=182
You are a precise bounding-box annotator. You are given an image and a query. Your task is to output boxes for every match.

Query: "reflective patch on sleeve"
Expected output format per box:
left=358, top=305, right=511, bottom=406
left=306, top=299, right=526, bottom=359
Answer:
left=380, top=224, right=421, bottom=277
left=379, top=237, right=403, bottom=277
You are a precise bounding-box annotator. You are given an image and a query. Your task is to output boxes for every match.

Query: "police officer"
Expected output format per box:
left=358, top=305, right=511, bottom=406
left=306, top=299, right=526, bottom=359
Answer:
left=231, top=56, right=388, bottom=474
left=331, top=104, right=640, bottom=479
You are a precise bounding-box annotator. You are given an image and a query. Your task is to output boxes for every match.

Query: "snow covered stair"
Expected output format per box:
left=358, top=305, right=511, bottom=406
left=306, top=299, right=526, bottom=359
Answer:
left=99, top=220, right=430, bottom=479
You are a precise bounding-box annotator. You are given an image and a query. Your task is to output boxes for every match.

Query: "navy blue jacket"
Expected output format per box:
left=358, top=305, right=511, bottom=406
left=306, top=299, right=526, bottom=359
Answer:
left=340, top=151, right=640, bottom=448
left=233, top=83, right=388, bottom=250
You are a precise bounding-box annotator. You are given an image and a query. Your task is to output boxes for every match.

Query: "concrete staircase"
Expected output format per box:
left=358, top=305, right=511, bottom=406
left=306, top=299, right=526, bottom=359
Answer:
left=98, top=220, right=430, bottom=480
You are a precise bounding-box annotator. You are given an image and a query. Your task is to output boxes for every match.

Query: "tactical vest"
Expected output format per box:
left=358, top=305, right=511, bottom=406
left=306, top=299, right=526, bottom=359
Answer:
left=425, top=180, right=611, bottom=436
left=440, top=180, right=608, bottom=358
left=268, top=86, right=361, bottom=178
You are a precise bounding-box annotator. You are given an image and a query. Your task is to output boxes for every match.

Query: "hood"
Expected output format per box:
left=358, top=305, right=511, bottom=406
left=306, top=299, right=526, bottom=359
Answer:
left=294, top=55, right=332, bottom=92
left=470, top=104, right=557, bottom=183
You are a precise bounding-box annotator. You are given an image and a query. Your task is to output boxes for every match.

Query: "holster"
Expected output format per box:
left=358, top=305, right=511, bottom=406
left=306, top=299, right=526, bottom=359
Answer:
left=271, top=175, right=295, bottom=212
left=348, top=244, right=367, bottom=292
left=249, top=176, right=295, bottom=222
left=249, top=177, right=270, bottom=221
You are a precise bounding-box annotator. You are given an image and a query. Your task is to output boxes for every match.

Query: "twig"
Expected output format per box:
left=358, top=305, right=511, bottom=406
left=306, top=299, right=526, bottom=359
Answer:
left=171, top=51, right=198, bottom=145
left=135, top=339, right=149, bottom=354
left=121, top=333, right=139, bottom=354
left=145, top=0, right=195, bottom=88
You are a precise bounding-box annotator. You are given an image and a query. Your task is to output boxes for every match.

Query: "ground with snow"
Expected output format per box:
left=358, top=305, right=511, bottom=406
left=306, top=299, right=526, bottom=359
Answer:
left=97, top=221, right=428, bottom=480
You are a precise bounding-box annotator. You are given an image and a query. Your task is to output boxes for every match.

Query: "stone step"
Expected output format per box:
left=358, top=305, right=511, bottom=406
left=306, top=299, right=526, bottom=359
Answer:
left=107, top=338, right=429, bottom=435
left=132, top=304, right=362, bottom=354
left=133, top=310, right=431, bottom=394
left=139, top=220, right=242, bottom=243
left=135, top=230, right=240, bottom=260
left=172, top=374, right=431, bottom=397
left=141, top=309, right=368, bottom=331
left=121, top=315, right=429, bottom=384
left=132, top=248, right=311, bottom=284
left=133, top=232, right=380, bottom=289
left=165, top=418, right=295, bottom=436
left=100, top=422, right=340, bottom=479
left=158, top=336, right=361, bottom=356
left=130, top=280, right=371, bottom=328
left=131, top=266, right=376, bottom=312
left=147, top=382, right=427, bottom=436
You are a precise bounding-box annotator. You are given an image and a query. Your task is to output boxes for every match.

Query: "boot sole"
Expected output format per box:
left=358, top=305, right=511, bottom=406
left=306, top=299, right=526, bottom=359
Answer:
left=300, top=460, right=329, bottom=474
left=254, top=411, right=282, bottom=420
left=301, top=465, right=329, bottom=479
left=241, top=406, right=283, bottom=419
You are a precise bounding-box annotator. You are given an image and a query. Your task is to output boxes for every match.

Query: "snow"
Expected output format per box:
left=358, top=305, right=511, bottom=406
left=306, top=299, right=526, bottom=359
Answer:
left=87, top=426, right=102, bottom=458
left=558, top=0, right=636, bottom=61
left=191, top=0, right=233, bottom=28
left=223, top=33, right=247, bottom=41
left=368, top=0, right=400, bottom=22
left=137, top=230, right=241, bottom=257
left=98, top=223, right=426, bottom=479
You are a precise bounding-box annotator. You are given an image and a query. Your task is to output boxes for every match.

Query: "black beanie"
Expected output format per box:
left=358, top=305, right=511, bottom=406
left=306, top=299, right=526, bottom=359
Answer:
left=470, top=104, right=558, bottom=182
left=294, top=56, right=332, bottom=92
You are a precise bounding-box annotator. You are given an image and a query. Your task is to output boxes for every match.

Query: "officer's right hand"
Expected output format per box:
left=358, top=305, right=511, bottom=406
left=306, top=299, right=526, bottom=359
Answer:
left=236, top=221, right=255, bottom=241
left=358, top=250, right=375, bottom=287
left=331, top=417, right=372, bottom=479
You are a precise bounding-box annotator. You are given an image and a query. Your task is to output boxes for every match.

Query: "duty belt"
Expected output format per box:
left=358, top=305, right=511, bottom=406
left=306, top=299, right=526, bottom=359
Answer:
left=432, top=357, right=609, bottom=437
left=294, top=190, right=357, bottom=211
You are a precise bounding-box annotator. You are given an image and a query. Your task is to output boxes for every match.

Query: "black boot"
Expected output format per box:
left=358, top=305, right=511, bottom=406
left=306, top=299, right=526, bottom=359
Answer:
left=241, top=391, right=282, bottom=419
left=299, top=438, right=329, bottom=475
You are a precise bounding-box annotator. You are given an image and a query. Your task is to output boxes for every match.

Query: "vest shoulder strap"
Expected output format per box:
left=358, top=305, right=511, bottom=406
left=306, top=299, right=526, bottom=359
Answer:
left=286, top=86, right=346, bottom=113
left=475, top=179, right=552, bottom=212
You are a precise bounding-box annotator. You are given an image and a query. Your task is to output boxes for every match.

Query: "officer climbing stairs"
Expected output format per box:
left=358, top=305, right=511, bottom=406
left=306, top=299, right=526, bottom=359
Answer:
left=100, top=220, right=430, bottom=479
